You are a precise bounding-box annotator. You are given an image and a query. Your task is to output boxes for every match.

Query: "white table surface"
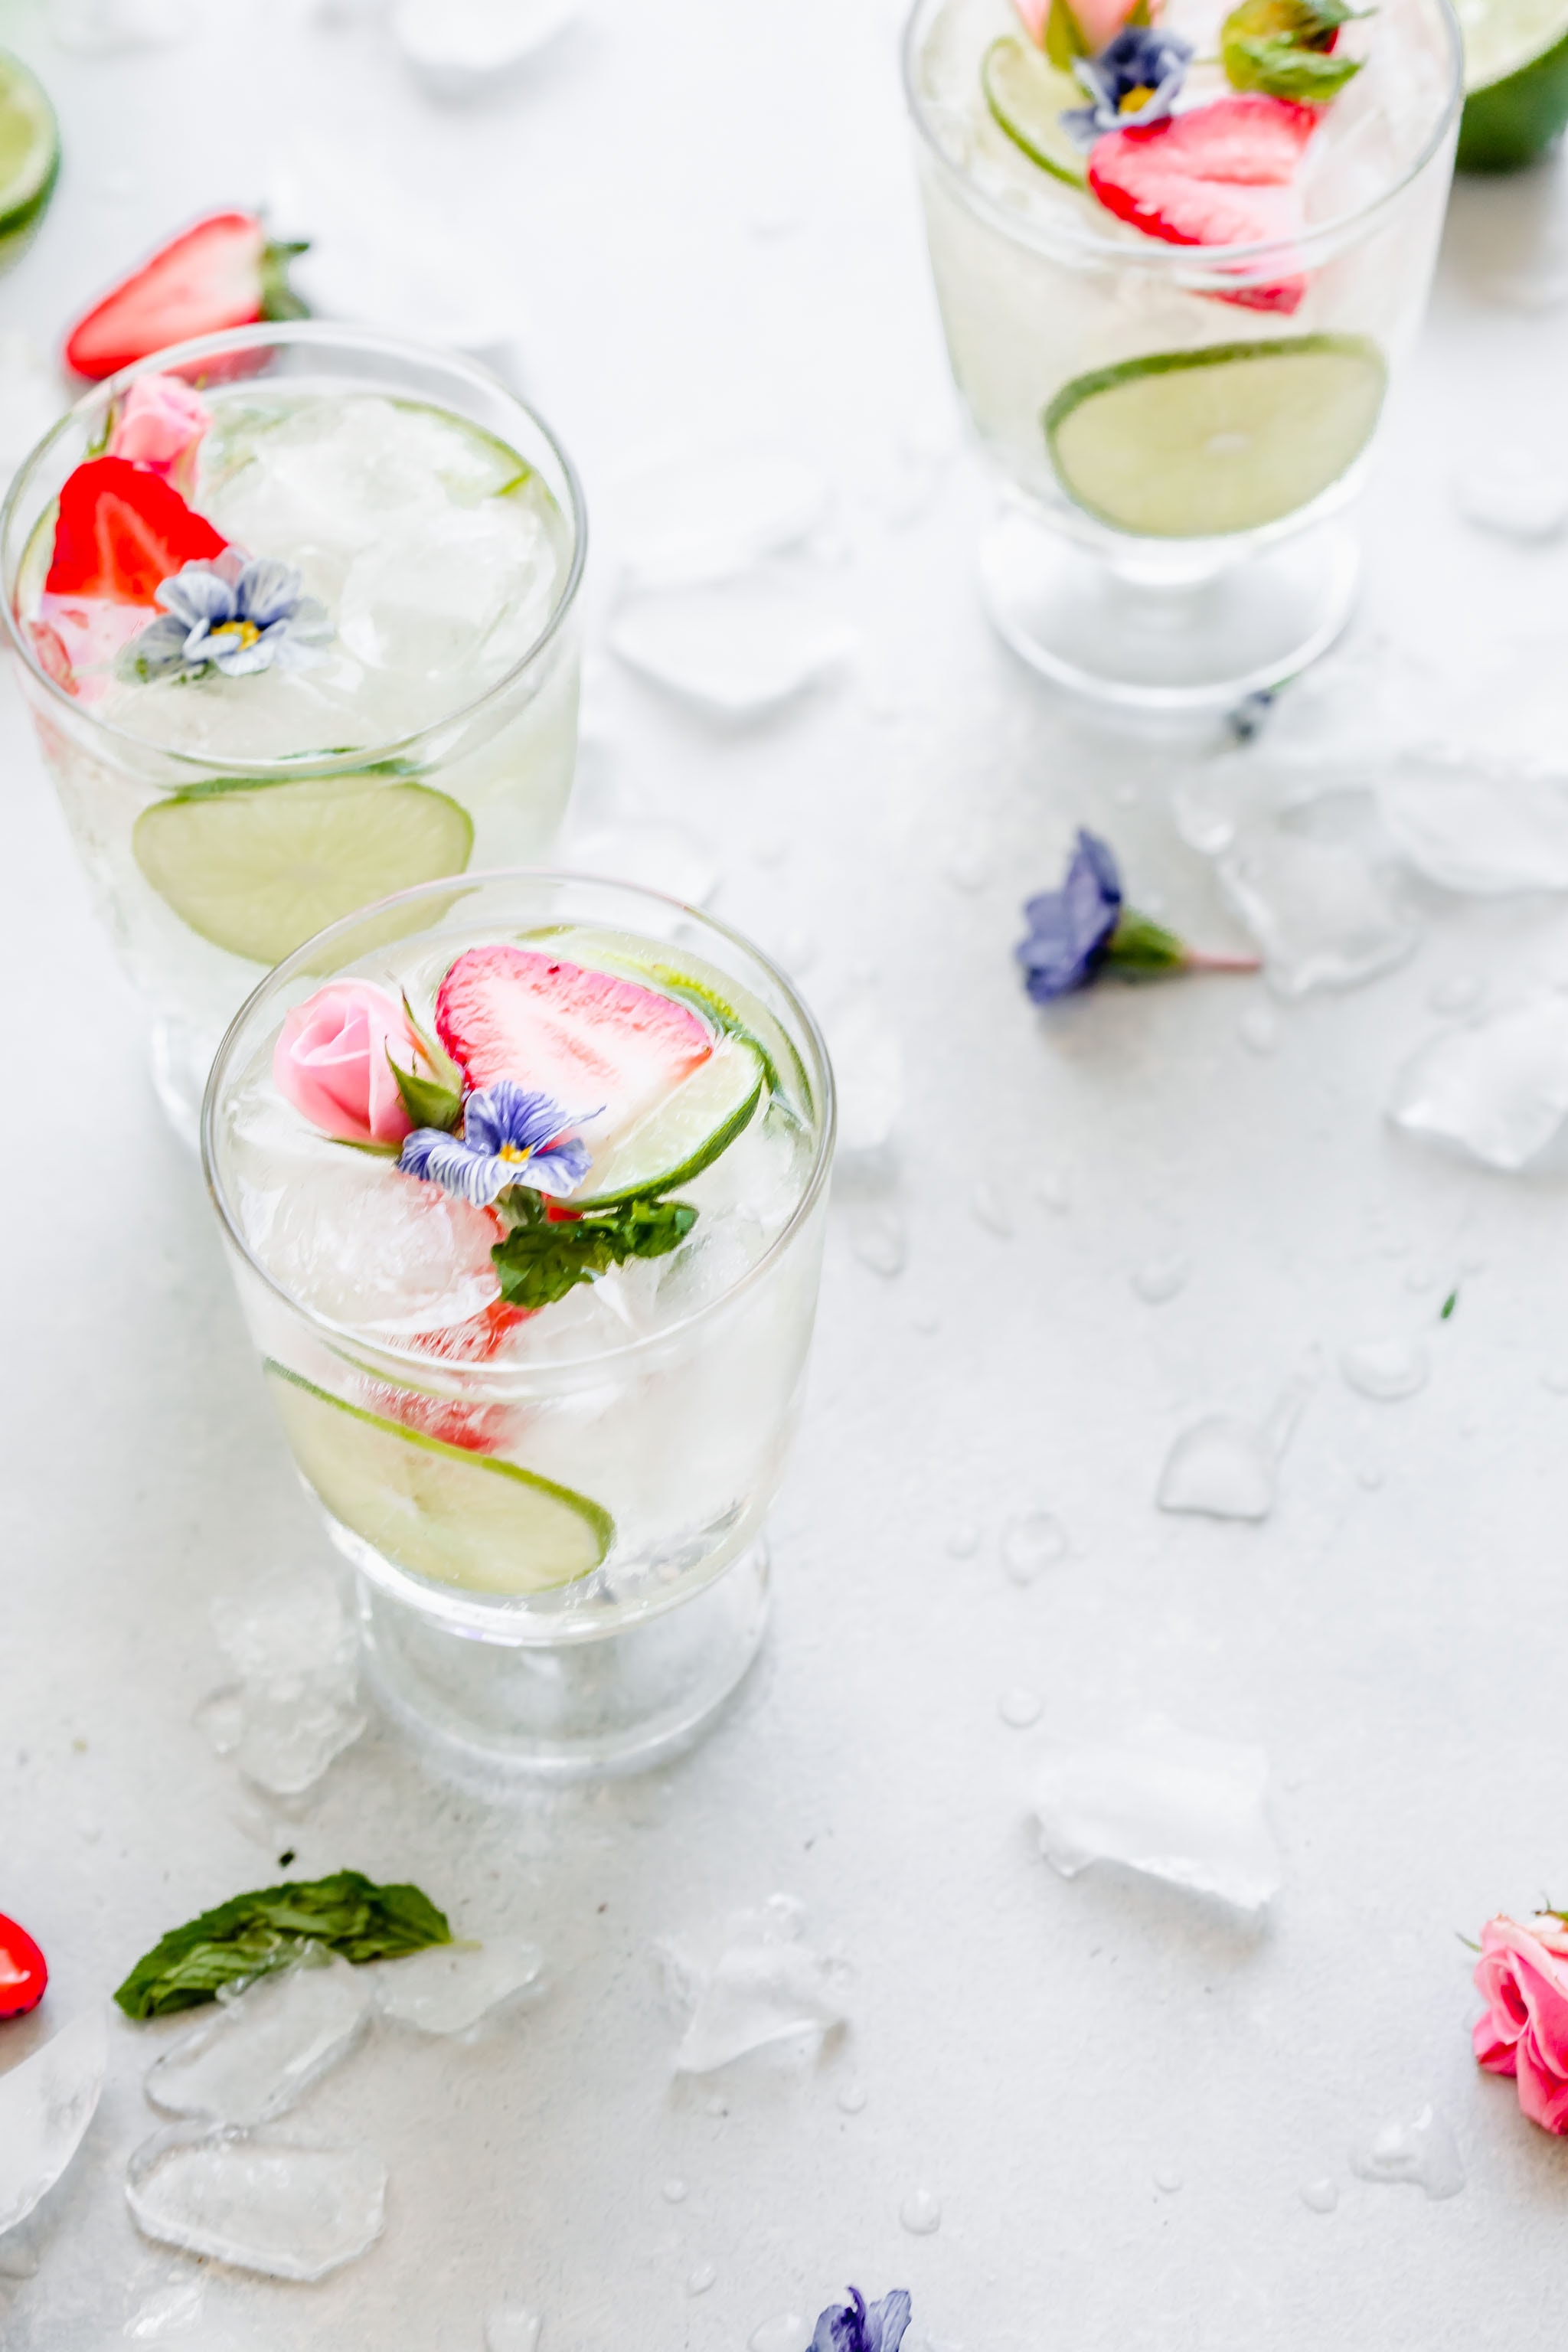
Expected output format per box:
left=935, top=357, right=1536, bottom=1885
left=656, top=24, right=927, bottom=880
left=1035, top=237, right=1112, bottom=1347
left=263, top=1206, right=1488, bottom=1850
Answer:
left=5, top=1, right=1568, bottom=2344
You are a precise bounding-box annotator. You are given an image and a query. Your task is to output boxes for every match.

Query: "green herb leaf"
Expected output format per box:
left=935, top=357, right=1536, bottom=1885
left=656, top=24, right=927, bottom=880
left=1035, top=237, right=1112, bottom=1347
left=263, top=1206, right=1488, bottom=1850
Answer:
left=492, top=1194, right=698, bottom=1312
left=1440, top=1289, right=1457, bottom=1320
left=386, top=1050, right=463, bottom=1134
left=260, top=237, right=312, bottom=325
left=113, top=1870, right=452, bottom=2020
left=1104, top=907, right=1190, bottom=977
left=1220, top=0, right=1365, bottom=94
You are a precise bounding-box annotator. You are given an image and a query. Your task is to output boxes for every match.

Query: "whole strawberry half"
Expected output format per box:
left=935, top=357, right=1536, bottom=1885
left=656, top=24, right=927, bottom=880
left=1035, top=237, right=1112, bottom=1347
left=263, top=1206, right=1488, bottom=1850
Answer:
left=44, top=456, right=227, bottom=604
left=64, top=211, right=309, bottom=382
left=1089, top=95, right=1317, bottom=313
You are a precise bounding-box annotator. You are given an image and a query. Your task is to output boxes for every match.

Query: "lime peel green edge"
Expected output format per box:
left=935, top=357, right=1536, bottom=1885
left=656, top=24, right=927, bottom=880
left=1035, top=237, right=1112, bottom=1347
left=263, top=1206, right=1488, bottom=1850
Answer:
left=573, top=1054, right=766, bottom=1213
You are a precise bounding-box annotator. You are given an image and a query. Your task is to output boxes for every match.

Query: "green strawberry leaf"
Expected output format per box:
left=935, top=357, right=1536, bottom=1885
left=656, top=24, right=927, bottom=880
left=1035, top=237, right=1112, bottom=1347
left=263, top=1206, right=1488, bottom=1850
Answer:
left=491, top=1192, right=698, bottom=1312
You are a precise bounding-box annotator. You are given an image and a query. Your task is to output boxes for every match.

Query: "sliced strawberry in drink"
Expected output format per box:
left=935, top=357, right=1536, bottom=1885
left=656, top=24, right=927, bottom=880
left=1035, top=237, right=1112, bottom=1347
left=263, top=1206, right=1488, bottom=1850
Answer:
left=436, top=946, right=713, bottom=1140
left=1089, top=96, right=1318, bottom=313
left=63, top=211, right=308, bottom=382
left=354, top=1375, right=520, bottom=1455
left=44, top=456, right=227, bottom=605
left=409, top=1294, right=534, bottom=1366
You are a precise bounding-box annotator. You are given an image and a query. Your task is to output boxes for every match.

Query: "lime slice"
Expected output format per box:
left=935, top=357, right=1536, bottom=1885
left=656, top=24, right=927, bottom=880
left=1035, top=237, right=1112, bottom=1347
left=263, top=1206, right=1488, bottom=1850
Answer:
left=982, top=36, right=1089, bottom=186
left=1455, top=0, right=1568, bottom=167
left=575, top=1030, right=766, bottom=1210
left=266, top=1362, right=612, bottom=1596
left=132, top=774, right=474, bottom=965
left=0, top=50, right=59, bottom=262
left=1044, top=336, right=1387, bottom=538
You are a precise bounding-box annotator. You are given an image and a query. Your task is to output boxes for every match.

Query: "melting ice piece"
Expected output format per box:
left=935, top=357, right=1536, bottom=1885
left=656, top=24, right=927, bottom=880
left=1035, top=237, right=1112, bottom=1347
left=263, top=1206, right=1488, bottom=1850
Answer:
left=371, top=1938, right=544, bottom=2035
left=566, top=822, right=720, bottom=906
left=1454, top=451, right=1568, bottom=542
left=1158, top=1369, right=1312, bottom=1523
left=122, top=2273, right=206, bottom=2339
left=662, top=1897, right=850, bottom=2073
left=145, top=1952, right=372, bottom=2125
left=900, top=2188, right=942, bottom=2234
left=614, top=452, right=828, bottom=587
left=1032, top=1721, right=1282, bottom=1909
left=0, top=2011, right=108, bottom=2234
left=1378, top=755, right=1568, bottom=894
left=1348, top=2105, right=1465, bottom=2200
left=826, top=997, right=903, bottom=1155
left=485, top=2304, right=543, bottom=2352
left=1220, top=825, right=1417, bottom=996
left=1388, top=994, right=1568, bottom=1170
left=200, top=1573, right=365, bottom=1798
left=392, top=0, right=577, bottom=95
left=609, top=578, right=854, bottom=717
left=1339, top=1338, right=1430, bottom=1402
left=126, top=2127, right=387, bottom=2278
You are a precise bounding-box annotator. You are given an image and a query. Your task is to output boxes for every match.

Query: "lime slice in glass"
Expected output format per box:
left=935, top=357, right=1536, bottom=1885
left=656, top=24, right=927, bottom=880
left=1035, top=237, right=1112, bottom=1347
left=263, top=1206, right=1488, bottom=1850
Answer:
left=132, top=774, right=474, bottom=965
left=982, top=36, right=1089, bottom=186
left=1455, top=0, right=1568, bottom=167
left=575, top=1030, right=766, bottom=1210
left=1044, top=336, right=1387, bottom=538
left=266, top=1364, right=613, bottom=1596
left=0, top=50, right=60, bottom=262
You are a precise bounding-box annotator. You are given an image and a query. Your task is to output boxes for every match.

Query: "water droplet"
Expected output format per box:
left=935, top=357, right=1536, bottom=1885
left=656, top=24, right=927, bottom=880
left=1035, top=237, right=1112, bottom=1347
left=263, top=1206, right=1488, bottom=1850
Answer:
left=1153, top=2165, right=1184, bottom=2195
left=1357, top=1463, right=1385, bottom=1491
left=609, top=580, right=853, bottom=717
left=971, top=1182, right=1014, bottom=1238
left=392, top=0, right=578, bottom=96
left=1453, top=450, right=1568, bottom=542
left=687, top=2262, right=717, bottom=2295
left=662, top=2177, right=688, bottom=2203
left=946, top=1525, right=980, bottom=1560
left=485, top=2305, right=543, bottom=2352
left=900, top=2188, right=942, bottom=2236
left=999, top=1688, right=1044, bottom=1730
left=1034, top=1165, right=1073, bottom=1213
left=946, top=844, right=991, bottom=893
left=1403, top=1262, right=1436, bottom=1294
left=911, top=1307, right=940, bottom=1336
left=776, top=928, right=818, bottom=976
left=1429, top=972, right=1484, bottom=1017
left=1158, top=1417, right=1276, bottom=1521
left=1239, top=1001, right=1280, bottom=1054
left=750, top=2317, right=812, bottom=2352
left=706, top=2094, right=727, bottom=2118
left=836, top=2081, right=867, bottom=2114
left=1542, top=1366, right=1568, bottom=1396
left=1001, top=1512, right=1067, bottom=1583
left=1300, top=2177, right=1338, bottom=2214
left=851, top=1205, right=906, bottom=1279
left=1340, top=1339, right=1430, bottom=1401
left=1132, top=1254, right=1191, bottom=1305
left=1348, top=2105, right=1465, bottom=2200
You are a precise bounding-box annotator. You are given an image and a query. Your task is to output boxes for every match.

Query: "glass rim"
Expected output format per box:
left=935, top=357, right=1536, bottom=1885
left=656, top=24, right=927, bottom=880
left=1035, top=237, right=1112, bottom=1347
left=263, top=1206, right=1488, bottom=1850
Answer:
left=0, top=321, right=589, bottom=780
left=900, top=0, right=1463, bottom=272
left=200, top=866, right=838, bottom=1384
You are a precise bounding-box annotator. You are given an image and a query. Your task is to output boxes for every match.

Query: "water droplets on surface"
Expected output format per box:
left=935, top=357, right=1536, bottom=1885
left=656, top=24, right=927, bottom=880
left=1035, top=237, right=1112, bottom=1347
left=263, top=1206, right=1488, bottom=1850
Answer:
left=564, top=822, right=720, bottom=908
left=946, top=842, right=991, bottom=893
left=1237, top=1002, right=1279, bottom=1054
left=1300, top=2177, right=1339, bottom=2213
left=687, top=2262, right=717, bottom=2295
left=971, top=1181, right=1014, bottom=1238
left=612, top=452, right=828, bottom=588
left=391, top=0, right=578, bottom=96
left=1377, top=754, right=1568, bottom=894
left=1339, top=1338, right=1430, bottom=1402
left=826, top=995, right=903, bottom=1156
left=836, top=2080, right=868, bottom=2114
left=1453, top=450, right=1568, bottom=542
left=0, top=2011, right=108, bottom=2235
left=1158, top=1416, right=1277, bottom=1521
left=946, top=1525, right=980, bottom=1560
left=1153, top=2165, right=1184, bottom=2194
left=145, top=1952, right=372, bottom=2125
left=1132, top=1254, right=1191, bottom=1305
left=1218, top=823, right=1416, bottom=997
left=1541, top=1365, right=1568, bottom=1396
left=900, top=2187, right=942, bottom=2235
left=609, top=578, right=853, bottom=718
left=1430, top=973, right=1485, bottom=1016
left=662, top=2177, right=688, bottom=2203
left=999, top=1687, right=1044, bottom=1730
left=850, top=1204, right=906, bottom=1279
left=750, top=2315, right=812, bottom=2352
left=125, top=2128, right=387, bottom=2278
left=122, top=2274, right=207, bottom=2340
left=1388, top=993, right=1568, bottom=1170
left=1001, top=1512, right=1067, bottom=1583
left=1348, top=2105, right=1465, bottom=2200
left=485, top=2305, right=543, bottom=2352
left=1032, top=1720, right=1282, bottom=1910
left=197, top=1573, right=364, bottom=1800
left=369, top=1936, right=544, bottom=2035
left=658, top=1898, right=850, bottom=2074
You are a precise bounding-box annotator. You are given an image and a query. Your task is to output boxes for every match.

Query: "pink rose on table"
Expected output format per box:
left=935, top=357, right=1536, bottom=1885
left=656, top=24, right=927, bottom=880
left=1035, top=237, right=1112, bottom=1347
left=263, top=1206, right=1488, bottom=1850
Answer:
left=1473, top=1914, right=1568, bottom=2133
left=273, top=982, right=422, bottom=1147
left=1013, top=0, right=1156, bottom=54
left=106, top=374, right=212, bottom=492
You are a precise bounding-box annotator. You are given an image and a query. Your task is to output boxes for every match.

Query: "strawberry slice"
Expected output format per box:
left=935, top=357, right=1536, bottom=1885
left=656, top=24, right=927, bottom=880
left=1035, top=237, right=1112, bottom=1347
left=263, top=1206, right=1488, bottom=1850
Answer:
left=1089, top=96, right=1317, bottom=314
left=63, top=211, right=308, bottom=382
left=436, top=947, right=713, bottom=1140
left=44, top=456, right=227, bottom=606
left=0, top=1912, right=47, bottom=2018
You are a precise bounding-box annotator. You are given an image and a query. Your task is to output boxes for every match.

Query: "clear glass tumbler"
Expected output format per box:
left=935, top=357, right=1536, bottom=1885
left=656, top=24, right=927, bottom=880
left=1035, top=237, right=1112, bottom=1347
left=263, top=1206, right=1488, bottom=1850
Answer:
left=904, top=0, right=1461, bottom=710
left=2, top=325, right=585, bottom=1139
left=202, top=871, right=835, bottom=1776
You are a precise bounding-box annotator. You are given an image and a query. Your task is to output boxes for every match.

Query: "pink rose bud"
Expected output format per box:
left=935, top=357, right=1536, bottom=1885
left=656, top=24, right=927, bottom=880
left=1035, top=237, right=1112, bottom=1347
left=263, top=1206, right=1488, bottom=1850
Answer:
left=106, top=374, right=212, bottom=492
left=1472, top=1915, right=1568, bottom=2135
left=1013, top=0, right=1158, bottom=49
left=273, top=982, right=423, bottom=1147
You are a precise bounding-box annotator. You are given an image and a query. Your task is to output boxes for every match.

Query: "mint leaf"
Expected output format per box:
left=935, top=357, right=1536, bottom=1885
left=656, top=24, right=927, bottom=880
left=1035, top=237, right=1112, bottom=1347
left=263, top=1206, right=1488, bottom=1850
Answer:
left=492, top=1195, right=698, bottom=1313
left=386, top=1050, right=462, bottom=1134
left=113, top=1870, right=451, bottom=2019
left=1105, top=908, right=1188, bottom=976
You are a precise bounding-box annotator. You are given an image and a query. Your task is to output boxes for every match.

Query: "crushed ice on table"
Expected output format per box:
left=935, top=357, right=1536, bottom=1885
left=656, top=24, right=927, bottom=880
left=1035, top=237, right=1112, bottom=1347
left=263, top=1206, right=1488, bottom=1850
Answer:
left=900, top=2187, right=942, bottom=2235
left=1454, top=449, right=1568, bottom=541
left=1132, top=1254, right=1191, bottom=1305
left=145, top=1951, right=372, bottom=2125
left=999, top=1688, right=1044, bottom=1730
left=1348, top=2105, right=1465, bottom=2200
left=51, top=0, right=188, bottom=46
left=392, top=0, right=578, bottom=96
left=1377, top=753, right=1568, bottom=894
left=1032, top=1720, right=1282, bottom=1909
left=1388, top=994, right=1568, bottom=1170
left=198, top=1573, right=365, bottom=1799
left=0, top=2010, right=108, bottom=2235
left=609, top=576, right=854, bottom=717
left=750, top=2314, right=812, bottom=2352
left=1339, top=1338, right=1430, bottom=1402
left=126, top=2126, right=387, bottom=2278
left=370, top=1936, right=544, bottom=2035
left=565, top=821, right=720, bottom=906
left=1301, top=2177, right=1339, bottom=2213
left=825, top=995, right=903, bottom=1155
left=850, top=1204, right=906, bottom=1277
left=612, top=452, right=828, bottom=588
left=122, top=2271, right=206, bottom=2339
left=657, top=1895, right=851, bottom=2074
left=0, top=336, right=64, bottom=504
left=1001, top=1511, right=1067, bottom=1584
left=485, top=2303, right=544, bottom=2352
left=971, top=1181, right=1014, bottom=1238
left=1219, top=821, right=1416, bottom=997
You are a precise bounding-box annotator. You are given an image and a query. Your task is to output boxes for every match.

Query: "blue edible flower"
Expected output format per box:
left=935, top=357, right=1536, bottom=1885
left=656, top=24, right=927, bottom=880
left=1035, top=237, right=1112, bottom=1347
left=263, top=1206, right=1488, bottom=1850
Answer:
left=400, top=1080, right=595, bottom=1205
left=1063, top=24, right=1194, bottom=142
left=1016, top=827, right=1260, bottom=1000
left=124, top=551, right=333, bottom=681
left=812, top=2287, right=913, bottom=2352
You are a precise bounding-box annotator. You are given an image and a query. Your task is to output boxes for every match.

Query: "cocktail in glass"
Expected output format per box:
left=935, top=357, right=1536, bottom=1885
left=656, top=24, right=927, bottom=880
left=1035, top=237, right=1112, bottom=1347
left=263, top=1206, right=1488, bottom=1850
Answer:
left=2, top=325, right=584, bottom=1137
left=202, top=871, right=835, bottom=1775
left=904, top=0, right=1461, bottom=707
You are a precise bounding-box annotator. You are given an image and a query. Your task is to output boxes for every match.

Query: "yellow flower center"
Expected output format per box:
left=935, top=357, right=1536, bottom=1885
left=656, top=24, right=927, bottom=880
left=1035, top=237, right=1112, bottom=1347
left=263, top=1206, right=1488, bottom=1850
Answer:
left=1119, top=83, right=1156, bottom=110
left=211, top=619, right=262, bottom=650
left=498, top=1142, right=532, bottom=1164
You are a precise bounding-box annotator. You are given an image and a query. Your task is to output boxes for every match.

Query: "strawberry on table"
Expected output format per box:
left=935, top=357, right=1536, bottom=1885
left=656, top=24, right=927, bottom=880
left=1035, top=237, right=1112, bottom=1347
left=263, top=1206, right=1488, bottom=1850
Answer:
left=0, top=1913, right=47, bottom=2018
left=1088, top=93, right=1317, bottom=311
left=63, top=210, right=308, bottom=382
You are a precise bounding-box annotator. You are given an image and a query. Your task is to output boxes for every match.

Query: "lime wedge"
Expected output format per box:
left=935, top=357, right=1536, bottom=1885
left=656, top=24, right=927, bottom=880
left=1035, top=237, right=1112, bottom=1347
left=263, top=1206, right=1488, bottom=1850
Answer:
left=1044, top=335, right=1387, bottom=538
left=1455, top=0, right=1568, bottom=166
left=266, top=1363, right=613, bottom=1596
left=132, top=774, right=474, bottom=965
left=0, top=50, right=59, bottom=263
left=576, top=1030, right=766, bottom=1210
left=982, top=36, right=1089, bottom=187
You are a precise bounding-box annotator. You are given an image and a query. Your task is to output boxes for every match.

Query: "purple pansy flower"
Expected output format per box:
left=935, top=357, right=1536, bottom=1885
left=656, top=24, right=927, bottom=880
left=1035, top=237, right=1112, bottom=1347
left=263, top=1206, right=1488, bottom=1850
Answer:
left=123, top=549, right=333, bottom=682
left=399, top=1080, right=595, bottom=1205
left=811, top=2287, right=913, bottom=2352
left=1017, top=828, right=1123, bottom=1001
left=1063, top=24, right=1193, bottom=143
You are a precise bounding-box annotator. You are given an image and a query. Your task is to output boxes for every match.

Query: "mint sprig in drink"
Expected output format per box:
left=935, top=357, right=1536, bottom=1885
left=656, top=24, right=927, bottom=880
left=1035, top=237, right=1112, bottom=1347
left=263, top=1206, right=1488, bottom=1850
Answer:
left=203, top=874, right=835, bottom=1775
left=2, top=327, right=584, bottom=1139
left=904, top=0, right=1460, bottom=706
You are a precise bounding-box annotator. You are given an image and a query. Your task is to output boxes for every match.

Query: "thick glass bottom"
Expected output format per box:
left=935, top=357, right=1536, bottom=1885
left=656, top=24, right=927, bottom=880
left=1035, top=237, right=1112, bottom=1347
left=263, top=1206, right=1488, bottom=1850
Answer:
left=979, top=505, right=1360, bottom=713
left=358, top=1540, right=771, bottom=1777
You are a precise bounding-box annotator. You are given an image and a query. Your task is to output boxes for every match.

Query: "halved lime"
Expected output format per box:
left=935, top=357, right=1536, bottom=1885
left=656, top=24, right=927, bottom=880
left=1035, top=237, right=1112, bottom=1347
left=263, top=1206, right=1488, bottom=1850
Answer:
left=575, top=1030, right=766, bottom=1210
left=1044, top=336, right=1387, bottom=538
left=982, top=36, right=1089, bottom=187
left=132, top=774, right=474, bottom=965
left=0, top=50, right=59, bottom=264
left=1455, top=0, right=1568, bottom=167
left=266, top=1362, right=612, bottom=1596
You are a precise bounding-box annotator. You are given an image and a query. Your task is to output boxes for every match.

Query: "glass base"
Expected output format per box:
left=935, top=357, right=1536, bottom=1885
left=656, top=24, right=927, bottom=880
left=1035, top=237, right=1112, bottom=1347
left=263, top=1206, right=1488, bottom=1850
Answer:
left=358, top=1540, right=771, bottom=1778
left=979, top=508, right=1360, bottom=712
